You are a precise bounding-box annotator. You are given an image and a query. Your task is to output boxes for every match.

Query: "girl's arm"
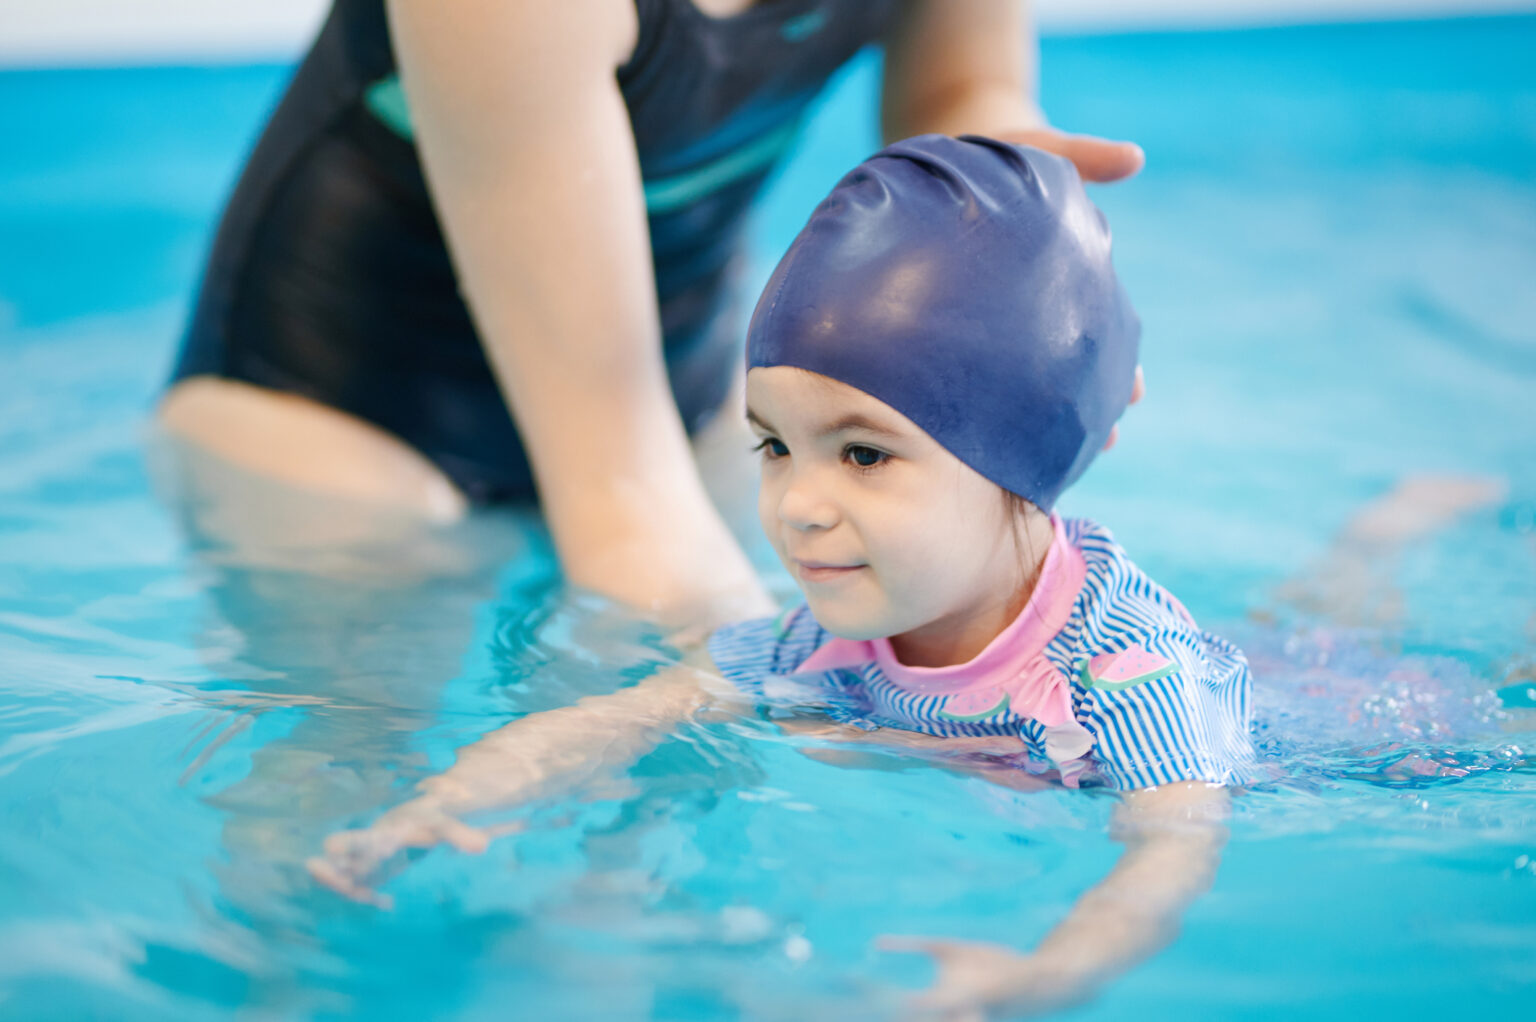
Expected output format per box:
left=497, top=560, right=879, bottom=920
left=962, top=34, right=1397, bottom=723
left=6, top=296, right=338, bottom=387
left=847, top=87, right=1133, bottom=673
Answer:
left=385, top=0, right=772, bottom=627
left=309, top=659, right=735, bottom=906
left=882, top=0, right=1144, bottom=182
left=886, top=781, right=1230, bottom=1018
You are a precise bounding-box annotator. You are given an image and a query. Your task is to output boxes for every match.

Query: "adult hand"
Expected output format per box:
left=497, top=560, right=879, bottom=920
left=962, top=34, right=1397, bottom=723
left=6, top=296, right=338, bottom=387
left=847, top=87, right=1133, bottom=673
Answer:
left=878, top=936, right=1087, bottom=1021
left=1103, top=365, right=1146, bottom=452
left=991, top=125, right=1145, bottom=453
left=993, top=125, right=1144, bottom=184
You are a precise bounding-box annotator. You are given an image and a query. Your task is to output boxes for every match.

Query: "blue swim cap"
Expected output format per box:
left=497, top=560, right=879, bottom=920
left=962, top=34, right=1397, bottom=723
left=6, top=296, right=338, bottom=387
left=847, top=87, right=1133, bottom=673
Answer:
left=747, top=134, right=1140, bottom=511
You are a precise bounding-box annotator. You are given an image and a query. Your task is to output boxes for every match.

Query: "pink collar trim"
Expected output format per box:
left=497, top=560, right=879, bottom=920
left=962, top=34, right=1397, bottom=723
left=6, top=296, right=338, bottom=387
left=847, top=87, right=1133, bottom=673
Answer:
left=794, top=515, right=1086, bottom=727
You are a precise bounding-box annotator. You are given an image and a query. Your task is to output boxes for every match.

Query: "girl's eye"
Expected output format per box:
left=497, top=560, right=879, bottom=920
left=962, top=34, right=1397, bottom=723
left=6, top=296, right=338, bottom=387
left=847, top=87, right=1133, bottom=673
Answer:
left=753, top=437, right=789, bottom=459
left=845, top=445, right=887, bottom=469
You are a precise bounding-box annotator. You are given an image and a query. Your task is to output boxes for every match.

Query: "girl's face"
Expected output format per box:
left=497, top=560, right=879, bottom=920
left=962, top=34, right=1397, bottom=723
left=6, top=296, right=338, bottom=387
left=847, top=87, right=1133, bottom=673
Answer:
left=746, top=367, right=1048, bottom=667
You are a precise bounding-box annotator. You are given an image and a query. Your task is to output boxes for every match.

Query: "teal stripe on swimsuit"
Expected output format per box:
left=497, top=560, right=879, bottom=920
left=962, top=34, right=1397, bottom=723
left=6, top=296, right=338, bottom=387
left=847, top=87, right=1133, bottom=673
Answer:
left=363, top=75, right=414, bottom=140
left=363, top=74, right=801, bottom=216
left=642, top=117, right=801, bottom=214
left=781, top=9, right=828, bottom=42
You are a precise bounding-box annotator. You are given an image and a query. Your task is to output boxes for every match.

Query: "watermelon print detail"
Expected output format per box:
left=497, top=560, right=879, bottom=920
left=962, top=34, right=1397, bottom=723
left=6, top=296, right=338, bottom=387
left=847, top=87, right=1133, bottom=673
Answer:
left=1081, top=645, right=1177, bottom=691
left=773, top=607, right=798, bottom=642
left=938, top=686, right=1011, bottom=722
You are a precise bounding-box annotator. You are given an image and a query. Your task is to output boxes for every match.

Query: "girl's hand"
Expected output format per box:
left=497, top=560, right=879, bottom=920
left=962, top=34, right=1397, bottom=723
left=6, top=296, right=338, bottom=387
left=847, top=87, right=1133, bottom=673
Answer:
left=879, top=937, right=1087, bottom=1022
left=306, top=799, right=497, bottom=909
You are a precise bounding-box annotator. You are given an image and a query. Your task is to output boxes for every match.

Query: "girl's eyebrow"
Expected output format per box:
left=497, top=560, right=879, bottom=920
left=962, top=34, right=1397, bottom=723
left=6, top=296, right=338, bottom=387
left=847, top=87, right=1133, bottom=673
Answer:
left=745, top=408, right=904, bottom=441
left=823, top=413, right=906, bottom=441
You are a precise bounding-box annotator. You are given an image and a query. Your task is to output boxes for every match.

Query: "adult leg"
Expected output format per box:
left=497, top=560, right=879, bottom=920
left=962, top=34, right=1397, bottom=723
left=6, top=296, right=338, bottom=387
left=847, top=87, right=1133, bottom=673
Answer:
left=159, top=378, right=468, bottom=523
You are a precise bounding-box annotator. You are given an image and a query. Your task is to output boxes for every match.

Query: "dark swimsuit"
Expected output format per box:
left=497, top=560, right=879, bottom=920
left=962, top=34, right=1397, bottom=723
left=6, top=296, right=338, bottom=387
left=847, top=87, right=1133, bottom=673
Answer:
left=171, top=0, right=899, bottom=503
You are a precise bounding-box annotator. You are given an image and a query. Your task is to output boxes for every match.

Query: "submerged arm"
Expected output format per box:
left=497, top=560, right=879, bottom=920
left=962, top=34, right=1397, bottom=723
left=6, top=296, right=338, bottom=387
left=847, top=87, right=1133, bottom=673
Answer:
left=419, top=669, right=717, bottom=812
left=309, top=658, right=733, bottom=905
left=890, top=781, right=1230, bottom=1018
left=1038, top=781, right=1229, bottom=969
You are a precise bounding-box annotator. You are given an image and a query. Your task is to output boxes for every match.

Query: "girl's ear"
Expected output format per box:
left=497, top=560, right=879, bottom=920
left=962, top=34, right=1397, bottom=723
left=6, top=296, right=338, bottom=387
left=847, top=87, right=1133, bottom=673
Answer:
left=1002, top=491, right=1044, bottom=529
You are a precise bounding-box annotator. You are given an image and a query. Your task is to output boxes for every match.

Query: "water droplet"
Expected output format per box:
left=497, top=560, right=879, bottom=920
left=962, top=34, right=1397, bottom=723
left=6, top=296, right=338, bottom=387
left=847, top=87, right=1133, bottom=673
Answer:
left=784, top=933, right=813, bottom=963
left=720, top=905, right=772, bottom=943
left=1515, top=854, right=1530, bottom=870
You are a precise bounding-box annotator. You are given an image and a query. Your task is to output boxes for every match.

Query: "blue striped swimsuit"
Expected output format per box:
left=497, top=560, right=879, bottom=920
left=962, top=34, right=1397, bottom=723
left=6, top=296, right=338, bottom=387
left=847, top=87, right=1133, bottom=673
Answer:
left=708, top=517, right=1257, bottom=791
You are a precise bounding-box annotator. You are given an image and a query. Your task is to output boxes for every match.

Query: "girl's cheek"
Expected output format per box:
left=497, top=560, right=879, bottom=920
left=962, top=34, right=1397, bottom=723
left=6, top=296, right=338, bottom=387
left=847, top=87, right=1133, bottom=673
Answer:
left=756, top=484, right=779, bottom=538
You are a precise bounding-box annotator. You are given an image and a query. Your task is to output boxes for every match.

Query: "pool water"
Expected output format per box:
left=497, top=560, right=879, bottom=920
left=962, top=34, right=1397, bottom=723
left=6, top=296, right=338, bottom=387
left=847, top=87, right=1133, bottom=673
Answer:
left=2, top=14, right=1535, bottom=1021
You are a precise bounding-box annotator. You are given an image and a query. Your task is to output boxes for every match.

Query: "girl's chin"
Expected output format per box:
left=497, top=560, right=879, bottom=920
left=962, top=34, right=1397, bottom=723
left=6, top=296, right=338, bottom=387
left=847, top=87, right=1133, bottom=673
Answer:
left=801, top=598, right=896, bottom=642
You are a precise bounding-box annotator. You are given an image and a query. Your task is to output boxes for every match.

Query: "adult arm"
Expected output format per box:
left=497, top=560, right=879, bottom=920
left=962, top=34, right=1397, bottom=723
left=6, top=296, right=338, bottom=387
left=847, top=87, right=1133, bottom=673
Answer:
left=385, top=0, right=772, bottom=625
left=881, top=0, right=1144, bottom=181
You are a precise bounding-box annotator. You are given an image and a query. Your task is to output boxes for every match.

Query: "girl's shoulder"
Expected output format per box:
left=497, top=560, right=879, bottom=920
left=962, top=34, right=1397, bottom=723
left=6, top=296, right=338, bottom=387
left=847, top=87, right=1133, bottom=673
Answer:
left=707, top=604, right=830, bottom=694
left=1059, top=521, right=1257, bottom=787
left=1061, top=516, right=1204, bottom=652
left=1061, top=515, right=1249, bottom=695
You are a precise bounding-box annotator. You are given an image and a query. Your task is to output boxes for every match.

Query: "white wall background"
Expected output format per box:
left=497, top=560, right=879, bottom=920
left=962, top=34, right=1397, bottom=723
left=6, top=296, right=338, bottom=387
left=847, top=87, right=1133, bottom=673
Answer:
left=1, top=0, right=1533, bottom=65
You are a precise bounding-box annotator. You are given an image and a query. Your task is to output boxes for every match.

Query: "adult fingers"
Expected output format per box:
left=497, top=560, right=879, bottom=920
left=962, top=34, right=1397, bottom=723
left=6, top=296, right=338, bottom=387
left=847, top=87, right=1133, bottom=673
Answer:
left=1102, top=366, right=1145, bottom=451
left=1051, top=135, right=1145, bottom=183
left=995, top=129, right=1145, bottom=183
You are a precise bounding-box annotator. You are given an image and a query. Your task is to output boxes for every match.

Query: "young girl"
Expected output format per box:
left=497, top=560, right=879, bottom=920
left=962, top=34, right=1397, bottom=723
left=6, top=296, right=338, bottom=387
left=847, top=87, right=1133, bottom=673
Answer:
left=311, top=135, right=1255, bottom=1018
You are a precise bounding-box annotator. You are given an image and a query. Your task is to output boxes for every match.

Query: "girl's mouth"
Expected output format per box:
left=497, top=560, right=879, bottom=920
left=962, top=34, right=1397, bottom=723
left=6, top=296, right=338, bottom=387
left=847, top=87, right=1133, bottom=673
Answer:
left=795, top=561, right=866, bottom=584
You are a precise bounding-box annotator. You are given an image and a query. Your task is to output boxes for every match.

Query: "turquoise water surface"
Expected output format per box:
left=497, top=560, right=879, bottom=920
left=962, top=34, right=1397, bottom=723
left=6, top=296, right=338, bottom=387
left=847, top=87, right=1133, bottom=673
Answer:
left=2, top=15, right=1534, bottom=1021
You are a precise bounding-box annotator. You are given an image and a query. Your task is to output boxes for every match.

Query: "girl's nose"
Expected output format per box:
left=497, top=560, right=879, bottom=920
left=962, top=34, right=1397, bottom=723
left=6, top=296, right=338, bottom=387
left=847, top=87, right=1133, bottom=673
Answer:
left=777, top=472, right=839, bottom=531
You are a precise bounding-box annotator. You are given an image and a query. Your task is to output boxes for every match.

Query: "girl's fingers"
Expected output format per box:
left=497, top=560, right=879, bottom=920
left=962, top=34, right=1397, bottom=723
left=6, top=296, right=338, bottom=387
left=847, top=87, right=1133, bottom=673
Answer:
left=306, top=855, right=394, bottom=909
left=880, top=937, right=1043, bottom=1021
left=438, top=817, right=492, bottom=854
left=311, top=812, right=516, bottom=906
left=876, top=938, right=968, bottom=1018
left=905, top=990, right=984, bottom=1022
left=877, top=935, right=961, bottom=961
left=904, top=980, right=986, bottom=1022
left=322, top=829, right=388, bottom=876
left=321, top=829, right=359, bottom=859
